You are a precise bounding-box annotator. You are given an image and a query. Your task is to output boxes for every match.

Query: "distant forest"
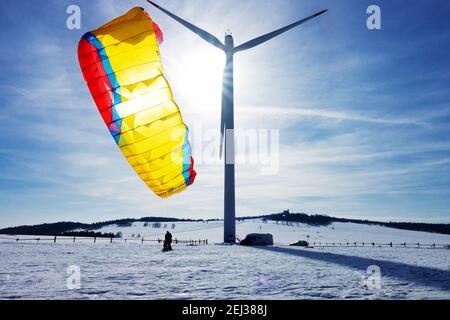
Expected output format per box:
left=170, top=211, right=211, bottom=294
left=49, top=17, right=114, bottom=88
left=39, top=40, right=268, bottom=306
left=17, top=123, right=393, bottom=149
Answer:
left=238, top=212, right=450, bottom=235
left=0, top=213, right=449, bottom=236
left=0, top=217, right=202, bottom=236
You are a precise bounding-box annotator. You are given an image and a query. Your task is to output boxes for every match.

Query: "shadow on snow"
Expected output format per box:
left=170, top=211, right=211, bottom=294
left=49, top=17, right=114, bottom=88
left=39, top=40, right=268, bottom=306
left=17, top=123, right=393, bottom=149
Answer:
left=251, top=246, right=450, bottom=292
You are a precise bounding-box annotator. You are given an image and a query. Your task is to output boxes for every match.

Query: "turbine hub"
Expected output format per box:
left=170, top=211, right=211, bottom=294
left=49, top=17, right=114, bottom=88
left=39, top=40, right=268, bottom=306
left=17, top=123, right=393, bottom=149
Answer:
left=224, top=34, right=234, bottom=55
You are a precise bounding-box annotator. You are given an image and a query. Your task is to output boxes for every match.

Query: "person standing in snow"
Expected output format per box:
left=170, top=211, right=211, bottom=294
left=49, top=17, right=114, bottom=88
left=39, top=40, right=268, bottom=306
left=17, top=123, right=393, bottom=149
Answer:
left=163, top=231, right=173, bottom=251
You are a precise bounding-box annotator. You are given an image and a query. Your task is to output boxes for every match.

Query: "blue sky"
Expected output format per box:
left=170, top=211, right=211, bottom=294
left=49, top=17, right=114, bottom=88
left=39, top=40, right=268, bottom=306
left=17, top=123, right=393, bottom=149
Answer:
left=1, top=0, right=450, bottom=227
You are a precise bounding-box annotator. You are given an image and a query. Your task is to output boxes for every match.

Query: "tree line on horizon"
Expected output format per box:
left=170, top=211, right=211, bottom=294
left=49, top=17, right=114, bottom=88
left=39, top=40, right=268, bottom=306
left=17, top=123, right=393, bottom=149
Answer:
left=0, top=213, right=448, bottom=236
left=256, top=212, right=450, bottom=235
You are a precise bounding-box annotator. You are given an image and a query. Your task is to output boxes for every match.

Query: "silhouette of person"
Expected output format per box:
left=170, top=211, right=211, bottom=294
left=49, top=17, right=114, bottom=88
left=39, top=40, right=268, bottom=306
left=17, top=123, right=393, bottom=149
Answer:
left=163, top=231, right=173, bottom=251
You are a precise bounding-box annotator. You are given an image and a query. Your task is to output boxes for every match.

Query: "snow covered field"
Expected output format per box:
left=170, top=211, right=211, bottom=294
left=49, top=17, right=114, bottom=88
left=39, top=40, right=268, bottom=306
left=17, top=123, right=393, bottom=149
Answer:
left=0, top=220, right=449, bottom=299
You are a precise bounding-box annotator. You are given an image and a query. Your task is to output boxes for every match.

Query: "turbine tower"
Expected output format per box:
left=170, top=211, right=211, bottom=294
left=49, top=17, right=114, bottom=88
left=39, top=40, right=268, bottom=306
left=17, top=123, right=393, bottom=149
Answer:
left=146, top=1, right=327, bottom=243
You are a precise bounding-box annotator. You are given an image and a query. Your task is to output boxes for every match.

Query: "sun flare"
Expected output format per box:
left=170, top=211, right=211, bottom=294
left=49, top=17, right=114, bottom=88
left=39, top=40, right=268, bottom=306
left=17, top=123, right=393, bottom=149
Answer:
left=166, top=47, right=225, bottom=109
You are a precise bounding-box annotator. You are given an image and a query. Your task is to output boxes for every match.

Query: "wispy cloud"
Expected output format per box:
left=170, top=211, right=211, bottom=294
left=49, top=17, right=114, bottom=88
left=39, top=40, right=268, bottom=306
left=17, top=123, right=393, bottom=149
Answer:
left=241, top=106, right=429, bottom=127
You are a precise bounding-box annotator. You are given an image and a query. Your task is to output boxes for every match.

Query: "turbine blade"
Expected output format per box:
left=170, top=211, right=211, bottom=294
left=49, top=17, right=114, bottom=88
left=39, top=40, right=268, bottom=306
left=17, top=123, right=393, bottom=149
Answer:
left=146, top=1, right=225, bottom=51
left=234, top=9, right=328, bottom=53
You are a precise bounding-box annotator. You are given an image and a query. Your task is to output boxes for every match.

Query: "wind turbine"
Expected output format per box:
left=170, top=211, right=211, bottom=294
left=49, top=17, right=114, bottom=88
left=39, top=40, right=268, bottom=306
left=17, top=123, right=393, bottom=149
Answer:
left=146, top=1, right=328, bottom=243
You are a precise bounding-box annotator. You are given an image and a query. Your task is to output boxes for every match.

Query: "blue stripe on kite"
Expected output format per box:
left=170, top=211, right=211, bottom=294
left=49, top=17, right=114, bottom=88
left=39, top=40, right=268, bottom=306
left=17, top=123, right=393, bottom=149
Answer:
left=83, top=32, right=122, bottom=144
left=113, top=134, right=121, bottom=145
left=181, top=127, right=192, bottom=186
left=112, top=105, right=121, bottom=122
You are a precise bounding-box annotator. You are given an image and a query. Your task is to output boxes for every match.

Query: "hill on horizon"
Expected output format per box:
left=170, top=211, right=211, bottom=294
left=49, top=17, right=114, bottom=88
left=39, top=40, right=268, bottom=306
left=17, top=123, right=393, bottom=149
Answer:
left=0, top=212, right=449, bottom=236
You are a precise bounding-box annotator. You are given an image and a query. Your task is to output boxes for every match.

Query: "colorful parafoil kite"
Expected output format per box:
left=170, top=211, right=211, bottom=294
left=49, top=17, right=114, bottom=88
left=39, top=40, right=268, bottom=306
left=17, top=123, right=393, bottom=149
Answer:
left=78, top=7, right=196, bottom=198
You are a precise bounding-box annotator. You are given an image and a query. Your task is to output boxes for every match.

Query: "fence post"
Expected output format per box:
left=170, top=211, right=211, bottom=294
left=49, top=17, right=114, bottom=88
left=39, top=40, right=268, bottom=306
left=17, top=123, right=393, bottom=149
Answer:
left=54, top=236, right=57, bottom=243
left=142, top=237, right=144, bottom=244
left=94, top=237, right=96, bottom=243
left=110, top=237, right=113, bottom=244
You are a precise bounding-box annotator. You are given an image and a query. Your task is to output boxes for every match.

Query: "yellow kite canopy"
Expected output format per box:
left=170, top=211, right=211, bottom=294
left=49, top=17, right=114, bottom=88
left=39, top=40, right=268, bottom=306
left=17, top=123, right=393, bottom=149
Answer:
left=78, top=7, right=196, bottom=198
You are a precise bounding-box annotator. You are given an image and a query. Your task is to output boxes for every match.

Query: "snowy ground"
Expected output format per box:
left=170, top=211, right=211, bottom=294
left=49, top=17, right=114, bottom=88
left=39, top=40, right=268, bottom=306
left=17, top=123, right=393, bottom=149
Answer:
left=0, top=220, right=449, bottom=299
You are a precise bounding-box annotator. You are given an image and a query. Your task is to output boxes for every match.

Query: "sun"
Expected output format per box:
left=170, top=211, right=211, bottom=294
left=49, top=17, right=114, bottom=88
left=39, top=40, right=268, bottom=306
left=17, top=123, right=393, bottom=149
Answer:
left=164, top=46, right=225, bottom=110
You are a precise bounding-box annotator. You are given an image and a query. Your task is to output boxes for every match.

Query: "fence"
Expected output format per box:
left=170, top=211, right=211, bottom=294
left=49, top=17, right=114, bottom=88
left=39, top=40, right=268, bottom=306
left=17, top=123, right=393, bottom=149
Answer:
left=0, top=236, right=447, bottom=249
left=307, top=241, right=448, bottom=249
left=0, top=235, right=208, bottom=245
